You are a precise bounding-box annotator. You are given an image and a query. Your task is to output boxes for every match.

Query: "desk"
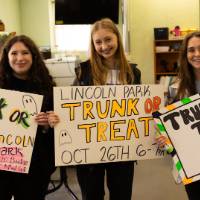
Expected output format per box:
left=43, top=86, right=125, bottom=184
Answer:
left=45, top=57, right=78, bottom=86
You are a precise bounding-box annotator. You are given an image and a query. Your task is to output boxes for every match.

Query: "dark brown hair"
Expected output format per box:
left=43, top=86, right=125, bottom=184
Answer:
left=0, top=35, right=55, bottom=93
left=177, top=31, right=200, bottom=98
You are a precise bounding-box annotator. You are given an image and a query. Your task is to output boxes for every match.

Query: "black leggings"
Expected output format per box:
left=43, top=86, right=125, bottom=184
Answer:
left=185, top=180, right=200, bottom=200
left=0, top=168, right=51, bottom=200
left=77, top=161, right=134, bottom=200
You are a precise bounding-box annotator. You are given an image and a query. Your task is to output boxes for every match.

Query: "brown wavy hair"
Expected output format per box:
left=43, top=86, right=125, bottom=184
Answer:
left=0, top=35, right=55, bottom=94
left=89, top=18, right=133, bottom=85
left=177, top=31, right=200, bottom=98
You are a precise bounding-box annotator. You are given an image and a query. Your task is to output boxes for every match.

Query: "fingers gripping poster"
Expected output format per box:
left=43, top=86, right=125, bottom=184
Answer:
left=153, top=94, right=200, bottom=185
left=0, top=89, right=43, bottom=173
left=54, top=85, right=164, bottom=166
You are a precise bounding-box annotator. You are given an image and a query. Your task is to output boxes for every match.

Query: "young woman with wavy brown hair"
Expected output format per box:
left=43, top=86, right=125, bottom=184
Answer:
left=0, top=35, right=56, bottom=200
left=157, top=31, right=200, bottom=200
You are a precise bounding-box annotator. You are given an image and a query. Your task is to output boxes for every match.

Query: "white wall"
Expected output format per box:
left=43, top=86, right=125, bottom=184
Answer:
left=1, top=0, right=199, bottom=83
left=129, top=0, right=199, bottom=83
left=19, top=0, right=50, bottom=46
left=0, top=0, right=21, bottom=33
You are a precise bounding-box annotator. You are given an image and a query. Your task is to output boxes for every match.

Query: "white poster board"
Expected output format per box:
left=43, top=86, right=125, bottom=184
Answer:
left=153, top=94, right=200, bottom=184
left=54, top=85, right=164, bottom=166
left=0, top=89, right=43, bottom=173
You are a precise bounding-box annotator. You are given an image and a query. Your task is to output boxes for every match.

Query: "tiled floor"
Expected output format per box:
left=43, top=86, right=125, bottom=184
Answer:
left=46, top=155, right=188, bottom=200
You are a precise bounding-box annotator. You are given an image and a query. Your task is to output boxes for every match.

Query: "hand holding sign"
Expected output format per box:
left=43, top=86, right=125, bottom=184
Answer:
left=54, top=84, right=165, bottom=166
left=153, top=94, right=200, bottom=185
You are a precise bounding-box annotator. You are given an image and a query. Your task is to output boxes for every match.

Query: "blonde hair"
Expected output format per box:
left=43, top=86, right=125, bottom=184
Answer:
left=89, top=18, right=133, bottom=85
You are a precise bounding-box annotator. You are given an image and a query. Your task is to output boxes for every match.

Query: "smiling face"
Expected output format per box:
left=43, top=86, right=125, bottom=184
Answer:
left=92, top=28, right=118, bottom=63
left=8, top=41, right=32, bottom=79
left=187, top=36, right=200, bottom=71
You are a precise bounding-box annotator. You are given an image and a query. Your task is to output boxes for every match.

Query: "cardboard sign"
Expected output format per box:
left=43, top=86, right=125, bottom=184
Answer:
left=153, top=94, right=200, bottom=185
left=0, top=89, right=43, bottom=173
left=54, top=85, right=164, bottom=166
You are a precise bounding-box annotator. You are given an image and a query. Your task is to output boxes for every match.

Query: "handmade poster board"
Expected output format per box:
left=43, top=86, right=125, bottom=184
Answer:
left=0, top=89, right=43, bottom=173
left=153, top=94, right=200, bottom=185
left=54, top=85, right=164, bottom=166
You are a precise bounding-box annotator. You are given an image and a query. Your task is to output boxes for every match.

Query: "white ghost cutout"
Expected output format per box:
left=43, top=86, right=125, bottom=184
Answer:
left=59, top=129, right=72, bottom=146
left=22, top=95, right=38, bottom=116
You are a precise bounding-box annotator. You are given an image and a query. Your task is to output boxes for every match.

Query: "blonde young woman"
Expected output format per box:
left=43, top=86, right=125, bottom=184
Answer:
left=73, top=18, right=141, bottom=200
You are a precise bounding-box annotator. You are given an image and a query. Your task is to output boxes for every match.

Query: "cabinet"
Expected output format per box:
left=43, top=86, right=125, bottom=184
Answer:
left=154, top=39, right=183, bottom=83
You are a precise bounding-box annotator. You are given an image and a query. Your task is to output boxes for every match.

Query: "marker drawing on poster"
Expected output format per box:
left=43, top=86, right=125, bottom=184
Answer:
left=54, top=85, right=164, bottom=166
left=153, top=94, right=200, bottom=184
left=0, top=89, right=43, bottom=173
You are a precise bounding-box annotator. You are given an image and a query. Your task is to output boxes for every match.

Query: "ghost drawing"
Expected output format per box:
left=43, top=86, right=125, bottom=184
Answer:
left=59, top=129, right=72, bottom=146
left=22, top=95, right=38, bottom=116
